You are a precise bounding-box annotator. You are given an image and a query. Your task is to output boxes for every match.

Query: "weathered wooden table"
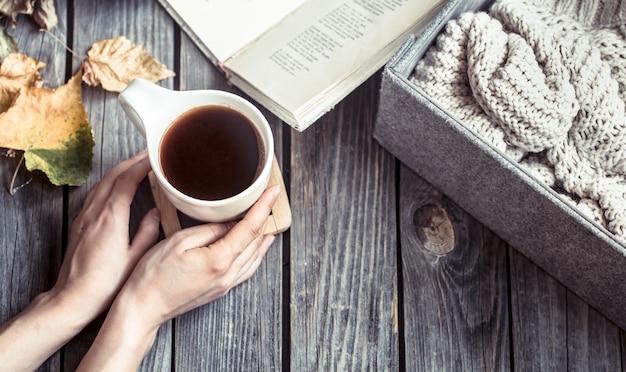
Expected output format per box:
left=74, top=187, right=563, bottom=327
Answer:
left=2, top=1, right=625, bottom=371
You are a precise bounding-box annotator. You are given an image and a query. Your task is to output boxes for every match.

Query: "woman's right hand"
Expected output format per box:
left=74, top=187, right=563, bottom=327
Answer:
left=77, top=185, right=280, bottom=371
left=125, top=183, right=279, bottom=324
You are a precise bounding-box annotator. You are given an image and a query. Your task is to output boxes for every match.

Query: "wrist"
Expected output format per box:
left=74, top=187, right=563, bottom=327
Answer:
left=108, top=291, right=162, bottom=347
left=0, top=290, right=92, bottom=371
left=76, top=291, right=161, bottom=371
left=24, top=291, right=95, bottom=340
left=47, top=275, right=121, bottom=327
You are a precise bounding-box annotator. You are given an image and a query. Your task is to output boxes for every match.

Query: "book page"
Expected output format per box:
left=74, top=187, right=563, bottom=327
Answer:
left=224, top=0, right=444, bottom=127
left=160, top=0, right=308, bottom=62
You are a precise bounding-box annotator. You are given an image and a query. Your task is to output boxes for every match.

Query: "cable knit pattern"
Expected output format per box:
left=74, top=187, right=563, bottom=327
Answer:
left=411, top=0, right=626, bottom=242
left=413, top=13, right=527, bottom=161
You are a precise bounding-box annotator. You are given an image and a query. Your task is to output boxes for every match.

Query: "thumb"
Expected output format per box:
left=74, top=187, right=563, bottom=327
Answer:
left=130, top=208, right=161, bottom=256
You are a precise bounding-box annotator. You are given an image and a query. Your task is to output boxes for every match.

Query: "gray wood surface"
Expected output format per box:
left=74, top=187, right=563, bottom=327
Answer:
left=510, top=248, right=624, bottom=372
left=1, top=0, right=625, bottom=371
left=290, top=77, right=398, bottom=371
left=399, top=165, right=510, bottom=371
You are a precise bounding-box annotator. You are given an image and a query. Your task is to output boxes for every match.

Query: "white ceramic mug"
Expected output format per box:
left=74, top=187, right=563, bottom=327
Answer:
left=118, top=78, right=274, bottom=222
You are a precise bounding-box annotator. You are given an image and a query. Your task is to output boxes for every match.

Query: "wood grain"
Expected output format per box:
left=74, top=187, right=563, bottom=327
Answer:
left=508, top=248, right=567, bottom=371
left=565, top=291, right=622, bottom=371
left=399, top=164, right=510, bottom=371
left=289, top=75, right=399, bottom=371
left=509, top=248, right=622, bottom=371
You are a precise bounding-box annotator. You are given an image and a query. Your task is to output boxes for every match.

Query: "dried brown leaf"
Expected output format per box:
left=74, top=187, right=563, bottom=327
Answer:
left=32, top=0, right=57, bottom=30
left=0, top=0, right=58, bottom=30
left=0, top=52, right=45, bottom=112
left=82, top=36, right=175, bottom=92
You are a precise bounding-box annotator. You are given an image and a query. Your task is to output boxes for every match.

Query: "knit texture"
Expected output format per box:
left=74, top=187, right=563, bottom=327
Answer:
left=411, top=0, right=626, bottom=242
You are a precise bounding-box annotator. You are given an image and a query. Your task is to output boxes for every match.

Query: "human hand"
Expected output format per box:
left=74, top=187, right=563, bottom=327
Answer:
left=121, top=183, right=280, bottom=327
left=49, top=150, right=161, bottom=324
left=0, top=151, right=161, bottom=372
left=76, top=185, right=280, bottom=371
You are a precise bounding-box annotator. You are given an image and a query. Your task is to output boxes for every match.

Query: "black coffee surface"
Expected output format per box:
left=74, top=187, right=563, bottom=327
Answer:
left=160, top=105, right=262, bottom=200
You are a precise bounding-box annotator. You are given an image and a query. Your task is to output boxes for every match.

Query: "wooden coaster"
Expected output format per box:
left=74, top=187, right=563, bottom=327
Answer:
left=148, top=155, right=291, bottom=238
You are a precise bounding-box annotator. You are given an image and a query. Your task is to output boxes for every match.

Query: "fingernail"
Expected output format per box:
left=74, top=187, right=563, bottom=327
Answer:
left=151, top=208, right=161, bottom=221
left=266, top=234, right=276, bottom=246
left=271, top=185, right=281, bottom=198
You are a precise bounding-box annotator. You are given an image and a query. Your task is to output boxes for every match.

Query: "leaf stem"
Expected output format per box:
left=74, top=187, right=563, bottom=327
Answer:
left=40, top=29, right=86, bottom=59
left=9, top=152, right=32, bottom=195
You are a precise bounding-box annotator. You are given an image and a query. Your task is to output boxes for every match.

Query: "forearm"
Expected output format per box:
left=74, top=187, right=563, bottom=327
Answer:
left=77, top=293, right=161, bottom=372
left=0, top=291, right=91, bottom=372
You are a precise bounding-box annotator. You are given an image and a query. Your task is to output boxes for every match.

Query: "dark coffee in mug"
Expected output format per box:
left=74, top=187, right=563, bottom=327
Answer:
left=159, top=105, right=264, bottom=201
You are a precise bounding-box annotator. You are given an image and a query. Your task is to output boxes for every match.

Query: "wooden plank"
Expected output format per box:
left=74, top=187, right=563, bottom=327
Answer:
left=508, top=249, right=567, bottom=370
left=63, top=0, right=176, bottom=370
left=566, top=291, right=622, bottom=371
left=289, top=75, right=399, bottom=371
left=172, top=31, right=286, bottom=371
left=509, top=229, right=623, bottom=371
left=622, top=331, right=626, bottom=368
left=1, top=2, right=68, bottom=370
left=398, top=164, right=510, bottom=371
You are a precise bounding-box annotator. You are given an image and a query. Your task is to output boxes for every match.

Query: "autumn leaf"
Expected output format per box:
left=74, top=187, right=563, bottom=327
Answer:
left=0, top=69, right=94, bottom=186
left=0, top=52, right=45, bottom=112
left=82, top=36, right=175, bottom=92
left=0, top=0, right=58, bottom=30
left=0, top=26, right=18, bottom=62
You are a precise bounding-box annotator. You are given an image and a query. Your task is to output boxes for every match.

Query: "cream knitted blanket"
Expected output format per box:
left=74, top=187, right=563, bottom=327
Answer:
left=411, top=0, right=626, bottom=242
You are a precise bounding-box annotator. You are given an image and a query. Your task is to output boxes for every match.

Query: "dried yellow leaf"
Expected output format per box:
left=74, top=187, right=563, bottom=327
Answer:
left=82, top=36, right=175, bottom=92
left=0, top=52, right=45, bottom=112
left=0, top=69, right=94, bottom=186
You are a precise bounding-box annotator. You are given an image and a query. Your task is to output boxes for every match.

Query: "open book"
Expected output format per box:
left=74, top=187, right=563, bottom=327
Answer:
left=157, top=0, right=446, bottom=131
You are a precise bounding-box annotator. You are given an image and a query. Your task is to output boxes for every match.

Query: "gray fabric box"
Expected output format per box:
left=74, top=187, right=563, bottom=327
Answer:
left=373, top=0, right=626, bottom=330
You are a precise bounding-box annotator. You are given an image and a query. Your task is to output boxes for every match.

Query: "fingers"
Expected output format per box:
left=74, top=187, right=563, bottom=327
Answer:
left=106, top=154, right=153, bottom=210
left=169, top=222, right=234, bottom=251
left=157, top=185, right=280, bottom=261
left=204, top=186, right=280, bottom=287
left=75, top=152, right=152, bottom=234
left=215, top=185, right=281, bottom=258
left=130, top=208, right=161, bottom=257
left=231, top=234, right=275, bottom=286
left=83, top=151, right=150, bottom=209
